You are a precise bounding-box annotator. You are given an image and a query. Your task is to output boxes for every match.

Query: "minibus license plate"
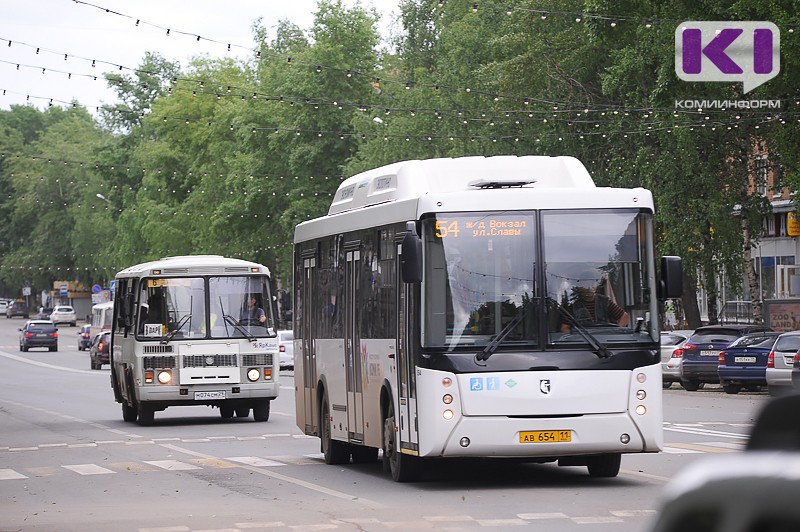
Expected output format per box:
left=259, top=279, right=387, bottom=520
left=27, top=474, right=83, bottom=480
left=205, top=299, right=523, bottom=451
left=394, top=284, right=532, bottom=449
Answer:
left=520, top=430, right=571, bottom=443
left=195, top=391, right=226, bottom=400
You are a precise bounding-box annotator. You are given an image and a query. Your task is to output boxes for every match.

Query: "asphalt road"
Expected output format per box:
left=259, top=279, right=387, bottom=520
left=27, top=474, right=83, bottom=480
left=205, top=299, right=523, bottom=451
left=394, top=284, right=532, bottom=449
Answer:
left=0, top=316, right=771, bottom=532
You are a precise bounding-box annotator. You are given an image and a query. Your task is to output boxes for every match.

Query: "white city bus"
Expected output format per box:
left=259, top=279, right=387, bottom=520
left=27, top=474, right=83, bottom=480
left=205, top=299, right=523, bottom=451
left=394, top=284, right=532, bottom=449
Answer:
left=110, top=255, right=281, bottom=426
left=293, top=156, right=682, bottom=481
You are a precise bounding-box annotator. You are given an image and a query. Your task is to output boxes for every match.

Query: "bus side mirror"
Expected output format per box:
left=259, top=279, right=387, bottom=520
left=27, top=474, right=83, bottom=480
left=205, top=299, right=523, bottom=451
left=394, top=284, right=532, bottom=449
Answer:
left=659, top=256, right=683, bottom=300
left=401, top=221, right=423, bottom=284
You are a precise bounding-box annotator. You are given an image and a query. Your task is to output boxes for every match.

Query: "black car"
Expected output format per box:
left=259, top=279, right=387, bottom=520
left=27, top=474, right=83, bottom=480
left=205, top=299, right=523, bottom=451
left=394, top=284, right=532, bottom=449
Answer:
left=680, top=324, right=772, bottom=391
left=6, top=301, right=29, bottom=319
left=77, top=324, right=92, bottom=351
left=89, top=331, right=111, bottom=370
left=19, top=320, right=58, bottom=352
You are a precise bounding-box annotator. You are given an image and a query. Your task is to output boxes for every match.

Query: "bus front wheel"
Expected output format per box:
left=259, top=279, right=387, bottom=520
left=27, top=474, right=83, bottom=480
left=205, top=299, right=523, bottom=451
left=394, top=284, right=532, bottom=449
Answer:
left=121, top=400, right=138, bottom=422
left=383, top=402, right=421, bottom=482
left=587, top=453, right=621, bottom=477
left=321, top=396, right=350, bottom=464
left=220, top=405, right=234, bottom=418
left=137, top=405, right=155, bottom=426
left=253, top=399, right=271, bottom=422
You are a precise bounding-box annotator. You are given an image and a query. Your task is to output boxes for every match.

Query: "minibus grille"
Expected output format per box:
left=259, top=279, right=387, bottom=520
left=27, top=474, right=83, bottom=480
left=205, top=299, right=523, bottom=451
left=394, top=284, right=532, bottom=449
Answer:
left=242, top=353, right=273, bottom=366
left=143, top=345, right=174, bottom=354
left=143, top=356, right=177, bottom=369
left=183, top=354, right=238, bottom=367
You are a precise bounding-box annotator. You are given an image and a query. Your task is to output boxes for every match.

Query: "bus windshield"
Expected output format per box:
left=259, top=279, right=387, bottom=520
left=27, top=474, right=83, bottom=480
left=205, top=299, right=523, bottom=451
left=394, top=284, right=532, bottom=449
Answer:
left=422, top=209, right=657, bottom=350
left=136, top=276, right=275, bottom=341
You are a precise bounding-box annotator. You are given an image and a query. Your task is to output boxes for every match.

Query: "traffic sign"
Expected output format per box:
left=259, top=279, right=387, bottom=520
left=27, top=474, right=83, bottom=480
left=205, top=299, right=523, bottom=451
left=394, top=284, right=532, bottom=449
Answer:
left=60, top=283, right=68, bottom=296
left=91, top=284, right=102, bottom=294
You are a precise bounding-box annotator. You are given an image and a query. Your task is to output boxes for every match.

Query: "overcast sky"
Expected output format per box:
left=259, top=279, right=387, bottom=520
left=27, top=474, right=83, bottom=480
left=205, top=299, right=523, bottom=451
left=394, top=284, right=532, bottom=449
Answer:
left=1, top=0, right=399, bottom=113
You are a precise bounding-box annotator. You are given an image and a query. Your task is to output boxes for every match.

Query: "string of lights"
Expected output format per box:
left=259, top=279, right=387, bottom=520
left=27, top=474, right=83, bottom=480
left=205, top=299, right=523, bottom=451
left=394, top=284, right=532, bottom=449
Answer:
left=69, top=0, right=798, bottom=111
left=4, top=35, right=796, bottom=122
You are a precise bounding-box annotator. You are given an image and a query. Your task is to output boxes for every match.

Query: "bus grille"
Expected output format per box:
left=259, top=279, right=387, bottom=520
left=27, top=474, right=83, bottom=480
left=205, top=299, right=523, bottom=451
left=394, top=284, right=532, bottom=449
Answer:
left=183, top=354, right=238, bottom=367
left=242, top=353, right=273, bottom=366
left=143, top=345, right=174, bottom=354
left=143, top=356, right=177, bottom=369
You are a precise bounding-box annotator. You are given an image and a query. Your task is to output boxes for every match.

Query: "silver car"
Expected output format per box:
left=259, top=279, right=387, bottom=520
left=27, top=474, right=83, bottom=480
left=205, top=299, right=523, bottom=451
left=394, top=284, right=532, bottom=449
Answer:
left=660, top=330, right=693, bottom=389
left=766, top=331, right=800, bottom=396
left=49, top=305, right=77, bottom=326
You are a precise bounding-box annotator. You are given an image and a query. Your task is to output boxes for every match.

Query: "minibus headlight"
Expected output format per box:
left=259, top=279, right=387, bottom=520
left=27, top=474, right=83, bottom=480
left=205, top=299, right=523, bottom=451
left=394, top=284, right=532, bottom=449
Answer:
left=247, top=368, right=260, bottom=382
left=157, top=370, right=172, bottom=384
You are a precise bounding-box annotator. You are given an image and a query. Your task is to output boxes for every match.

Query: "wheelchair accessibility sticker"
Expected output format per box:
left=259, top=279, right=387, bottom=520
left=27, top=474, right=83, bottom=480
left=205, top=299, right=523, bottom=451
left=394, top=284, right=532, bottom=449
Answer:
left=470, top=377, right=500, bottom=391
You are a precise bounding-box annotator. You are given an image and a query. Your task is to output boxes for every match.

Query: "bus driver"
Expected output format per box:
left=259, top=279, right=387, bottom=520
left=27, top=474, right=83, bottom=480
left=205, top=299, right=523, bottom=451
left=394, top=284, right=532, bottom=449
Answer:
left=239, top=294, right=266, bottom=326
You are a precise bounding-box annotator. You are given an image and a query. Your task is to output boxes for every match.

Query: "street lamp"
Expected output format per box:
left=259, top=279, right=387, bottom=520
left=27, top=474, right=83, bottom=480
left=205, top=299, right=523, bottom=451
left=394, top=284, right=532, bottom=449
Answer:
left=95, top=193, right=110, bottom=203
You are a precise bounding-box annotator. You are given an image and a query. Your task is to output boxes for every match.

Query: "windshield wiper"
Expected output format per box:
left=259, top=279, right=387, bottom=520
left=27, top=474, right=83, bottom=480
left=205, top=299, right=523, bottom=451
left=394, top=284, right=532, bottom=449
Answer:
left=223, top=314, right=256, bottom=341
left=548, top=298, right=613, bottom=359
left=476, top=294, right=532, bottom=363
left=160, top=314, right=192, bottom=345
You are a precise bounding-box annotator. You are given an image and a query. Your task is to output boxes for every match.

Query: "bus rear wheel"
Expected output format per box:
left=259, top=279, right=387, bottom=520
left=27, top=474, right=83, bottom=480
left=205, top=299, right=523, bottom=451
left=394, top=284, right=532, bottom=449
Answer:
left=219, top=405, right=234, bottom=418
left=383, top=402, right=421, bottom=482
left=321, top=396, right=350, bottom=464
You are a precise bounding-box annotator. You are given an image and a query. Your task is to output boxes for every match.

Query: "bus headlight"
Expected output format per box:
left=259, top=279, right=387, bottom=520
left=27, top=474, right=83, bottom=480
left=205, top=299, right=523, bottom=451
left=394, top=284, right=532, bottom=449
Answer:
left=247, top=368, right=260, bottom=382
left=443, top=409, right=454, bottom=420
left=157, top=370, right=172, bottom=384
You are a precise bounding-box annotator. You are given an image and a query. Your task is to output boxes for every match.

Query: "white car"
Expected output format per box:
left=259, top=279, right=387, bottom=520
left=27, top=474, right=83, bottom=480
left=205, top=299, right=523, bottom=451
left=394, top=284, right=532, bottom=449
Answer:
left=278, top=330, right=294, bottom=370
left=49, top=305, right=77, bottom=326
left=0, top=300, right=8, bottom=313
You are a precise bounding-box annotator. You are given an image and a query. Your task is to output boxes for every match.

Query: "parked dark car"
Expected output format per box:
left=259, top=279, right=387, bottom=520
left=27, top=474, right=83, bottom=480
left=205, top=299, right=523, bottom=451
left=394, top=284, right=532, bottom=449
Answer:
left=680, top=324, right=772, bottom=391
left=77, top=324, right=92, bottom=351
left=6, top=301, right=29, bottom=319
left=89, top=331, right=111, bottom=370
left=717, top=331, right=781, bottom=394
left=19, top=320, right=58, bottom=352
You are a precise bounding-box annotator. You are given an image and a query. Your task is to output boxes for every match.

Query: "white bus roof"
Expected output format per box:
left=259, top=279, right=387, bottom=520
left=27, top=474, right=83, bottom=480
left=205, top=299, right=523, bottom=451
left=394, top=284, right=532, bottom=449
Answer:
left=115, top=255, right=271, bottom=279
left=295, top=156, right=654, bottom=243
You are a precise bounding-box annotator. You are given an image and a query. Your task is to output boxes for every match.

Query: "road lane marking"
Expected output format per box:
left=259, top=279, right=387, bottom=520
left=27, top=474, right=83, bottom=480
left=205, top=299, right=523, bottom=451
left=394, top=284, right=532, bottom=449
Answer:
left=226, top=456, right=285, bottom=467
left=158, top=442, right=384, bottom=509
left=62, top=463, right=116, bottom=475
left=144, top=460, right=202, bottom=471
left=0, top=469, right=27, bottom=480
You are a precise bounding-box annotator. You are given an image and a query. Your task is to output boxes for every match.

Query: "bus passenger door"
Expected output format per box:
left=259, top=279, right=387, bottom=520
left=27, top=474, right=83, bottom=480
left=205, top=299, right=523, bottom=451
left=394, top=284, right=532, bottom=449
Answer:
left=345, top=249, right=365, bottom=443
left=397, top=262, right=419, bottom=454
left=300, top=256, right=318, bottom=435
